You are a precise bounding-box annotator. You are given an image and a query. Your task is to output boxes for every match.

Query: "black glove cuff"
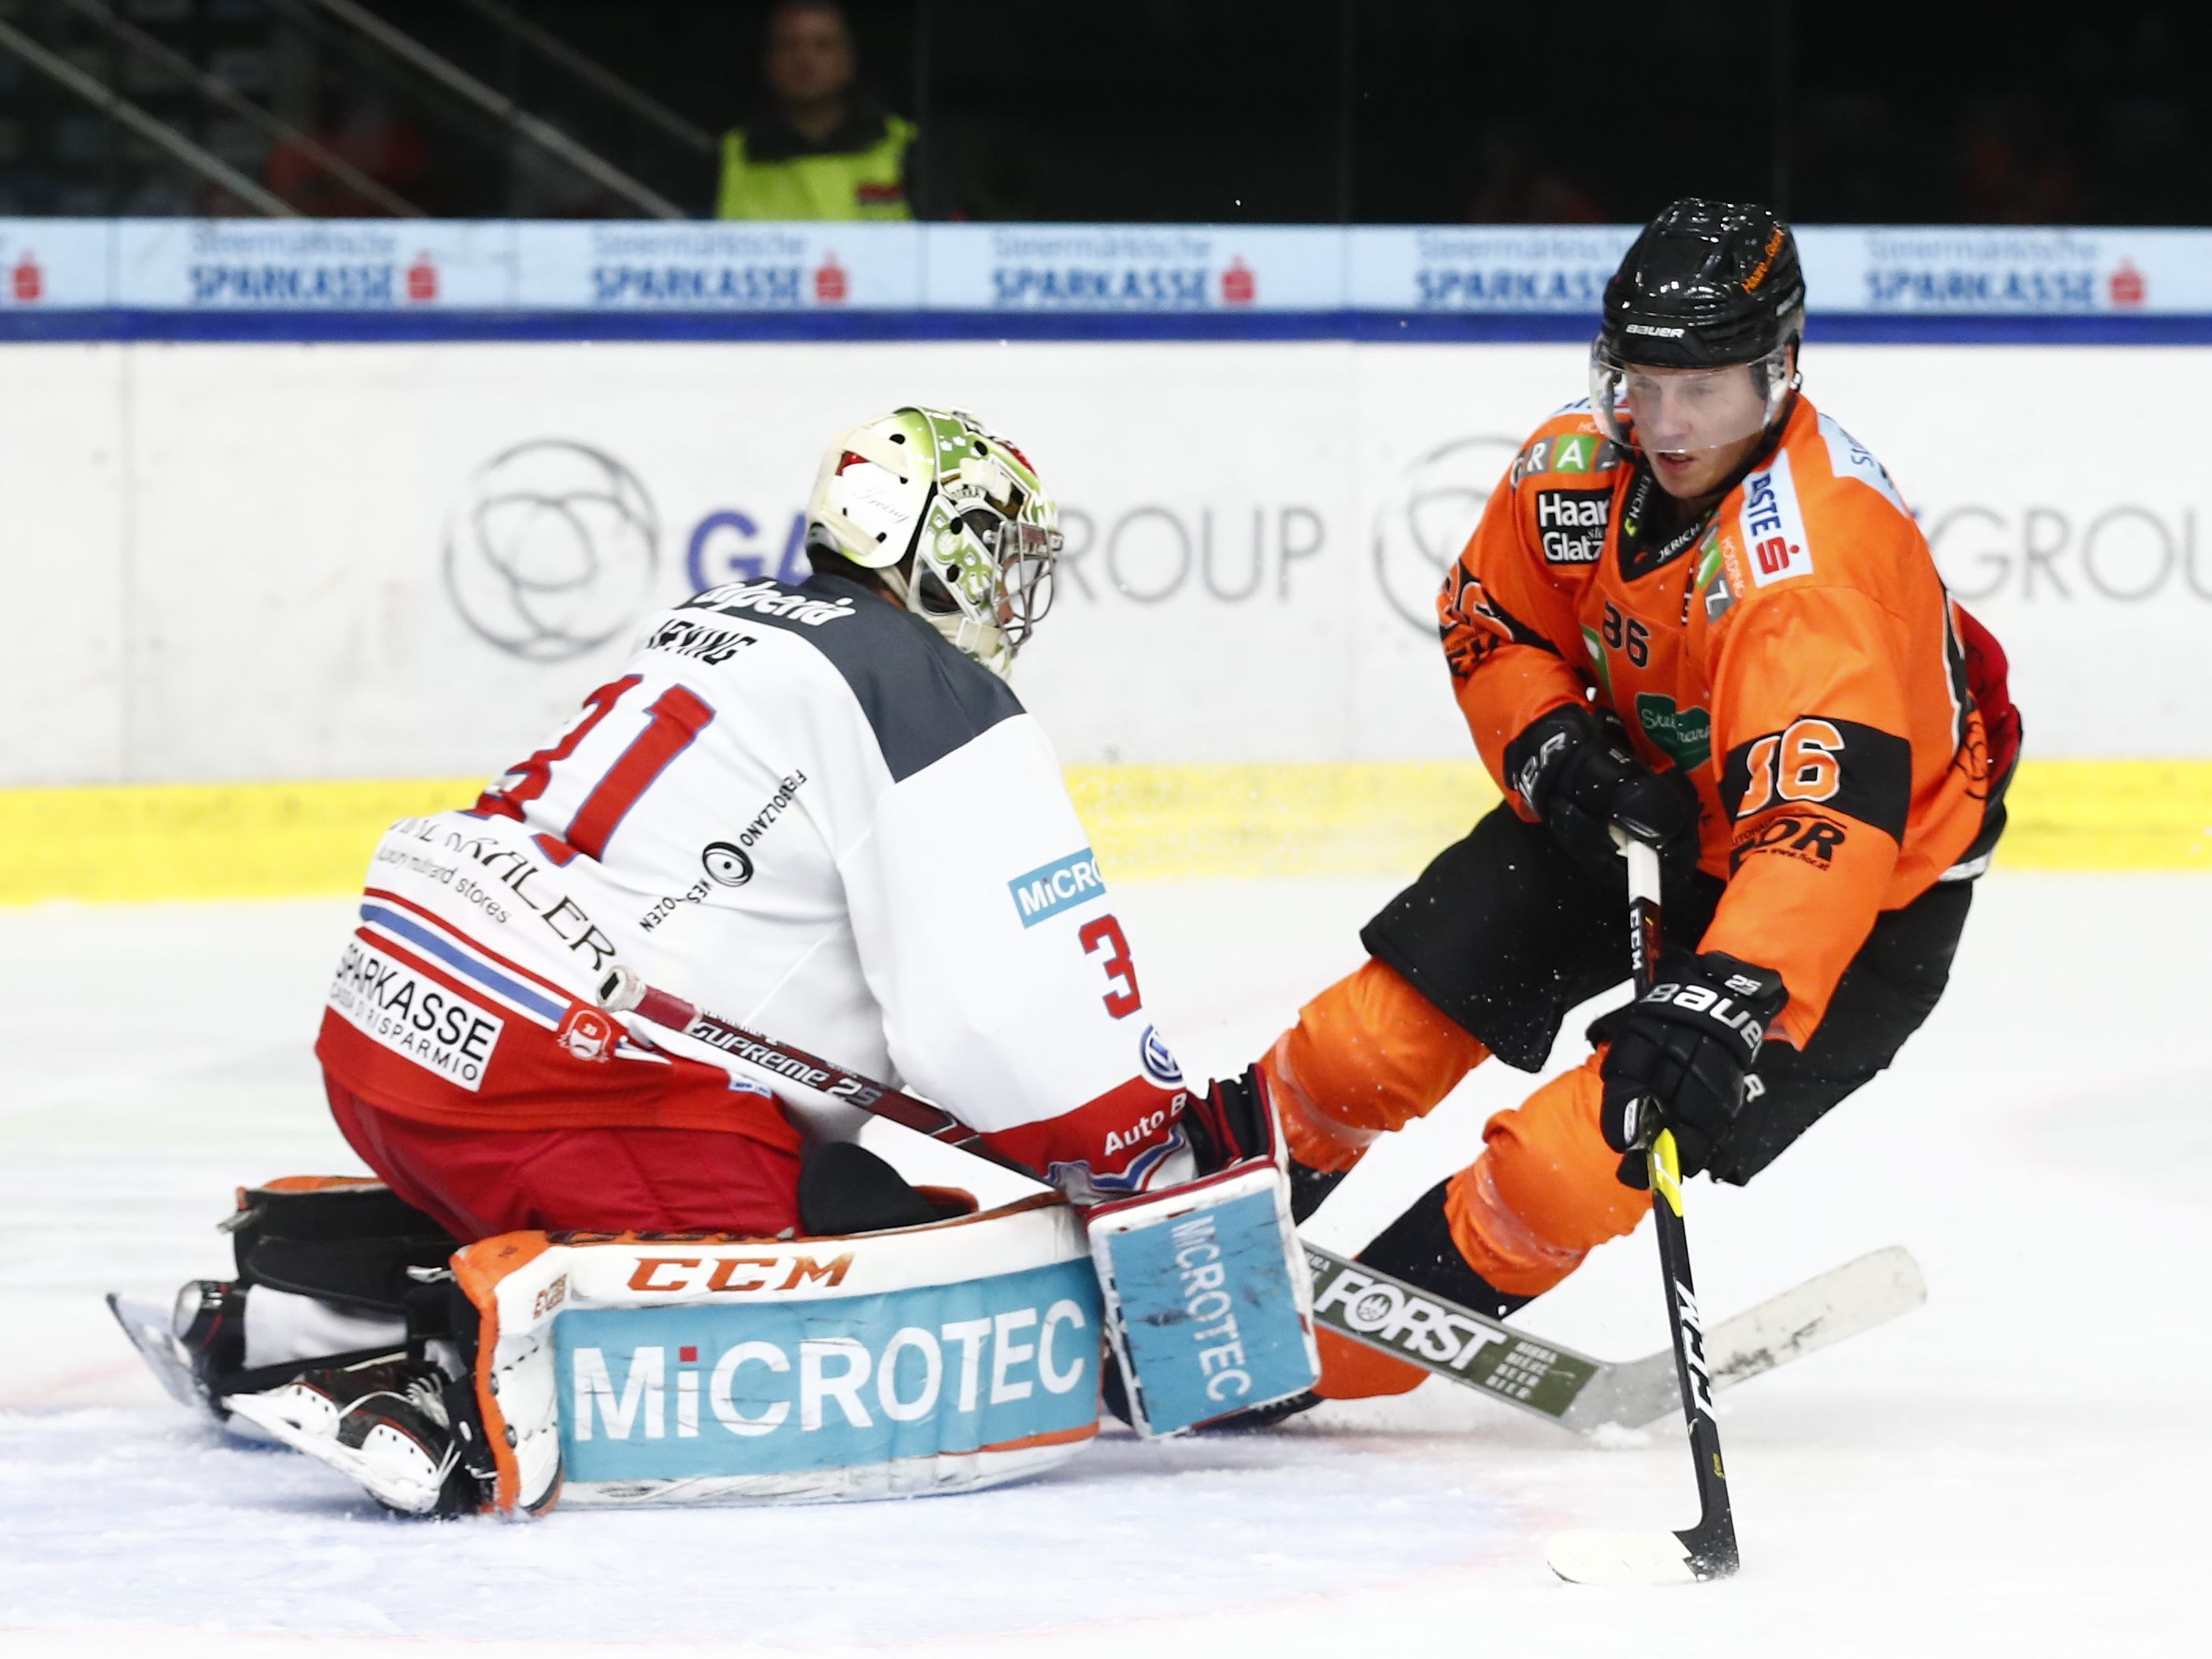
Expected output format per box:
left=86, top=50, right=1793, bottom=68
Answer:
left=1503, top=704, right=1601, bottom=815
left=1592, top=951, right=1787, bottom=1067
left=1183, top=1068, right=1276, bottom=1172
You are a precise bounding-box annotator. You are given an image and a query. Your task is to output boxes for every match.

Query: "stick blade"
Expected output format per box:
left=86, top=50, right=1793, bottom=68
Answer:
left=1546, top=1527, right=1736, bottom=1586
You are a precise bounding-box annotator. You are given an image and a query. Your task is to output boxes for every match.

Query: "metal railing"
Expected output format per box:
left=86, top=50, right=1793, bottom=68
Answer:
left=58, top=0, right=423, bottom=217
left=0, top=13, right=296, bottom=217
left=267, top=0, right=684, bottom=219
left=453, top=0, right=714, bottom=158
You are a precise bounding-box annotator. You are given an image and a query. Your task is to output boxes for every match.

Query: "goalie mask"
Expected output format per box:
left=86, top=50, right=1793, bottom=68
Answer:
left=805, top=407, right=1063, bottom=678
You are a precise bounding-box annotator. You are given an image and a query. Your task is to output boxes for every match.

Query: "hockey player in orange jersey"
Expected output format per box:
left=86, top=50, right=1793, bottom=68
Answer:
left=1255, top=199, right=2021, bottom=1410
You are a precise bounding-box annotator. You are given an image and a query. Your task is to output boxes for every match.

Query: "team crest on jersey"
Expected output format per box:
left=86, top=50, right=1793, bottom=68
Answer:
left=1740, top=452, right=1813, bottom=588
left=1138, top=1025, right=1184, bottom=1088
left=556, top=1005, right=618, bottom=1064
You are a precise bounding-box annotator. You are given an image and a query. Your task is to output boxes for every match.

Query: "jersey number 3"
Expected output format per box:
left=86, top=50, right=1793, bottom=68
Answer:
left=1079, top=915, right=1143, bottom=1019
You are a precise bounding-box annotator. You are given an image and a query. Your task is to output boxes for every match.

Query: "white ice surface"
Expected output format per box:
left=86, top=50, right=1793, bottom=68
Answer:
left=2, top=874, right=2206, bottom=1657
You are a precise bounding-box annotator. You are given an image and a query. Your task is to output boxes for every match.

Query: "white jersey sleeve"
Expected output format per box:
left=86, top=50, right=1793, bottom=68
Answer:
left=837, top=707, right=1194, bottom=1196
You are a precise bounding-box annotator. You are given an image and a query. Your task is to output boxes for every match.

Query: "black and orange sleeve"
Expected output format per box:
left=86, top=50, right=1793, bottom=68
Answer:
left=1436, top=475, right=1592, bottom=817
left=1697, top=587, right=1914, bottom=1045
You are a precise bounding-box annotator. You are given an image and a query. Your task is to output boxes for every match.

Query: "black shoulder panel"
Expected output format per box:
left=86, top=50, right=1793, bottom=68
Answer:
left=673, top=573, right=1023, bottom=783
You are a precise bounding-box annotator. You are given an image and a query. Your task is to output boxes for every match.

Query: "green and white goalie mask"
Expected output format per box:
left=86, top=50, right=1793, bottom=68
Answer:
left=805, top=407, right=1063, bottom=678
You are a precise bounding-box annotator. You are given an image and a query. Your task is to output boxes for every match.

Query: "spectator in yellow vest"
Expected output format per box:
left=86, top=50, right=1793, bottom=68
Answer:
left=716, top=0, right=916, bottom=221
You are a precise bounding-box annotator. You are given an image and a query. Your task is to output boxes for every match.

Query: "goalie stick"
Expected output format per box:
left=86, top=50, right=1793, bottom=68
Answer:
left=1546, top=835, right=1739, bottom=1586
left=592, top=966, right=1924, bottom=1440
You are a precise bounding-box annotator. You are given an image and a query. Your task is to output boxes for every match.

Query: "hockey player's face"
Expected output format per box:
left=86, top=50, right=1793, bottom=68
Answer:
left=1624, top=363, right=1768, bottom=498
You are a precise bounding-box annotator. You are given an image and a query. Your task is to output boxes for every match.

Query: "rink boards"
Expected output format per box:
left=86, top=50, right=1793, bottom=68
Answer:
left=0, top=757, right=2203, bottom=906
left=0, top=335, right=2205, bottom=896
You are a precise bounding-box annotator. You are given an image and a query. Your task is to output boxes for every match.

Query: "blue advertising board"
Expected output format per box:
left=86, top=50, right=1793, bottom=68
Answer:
left=4, top=219, right=2209, bottom=342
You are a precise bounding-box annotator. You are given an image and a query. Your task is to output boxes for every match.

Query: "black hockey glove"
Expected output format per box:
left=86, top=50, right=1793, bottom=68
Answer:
left=1180, top=1067, right=1278, bottom=1175
left=1588, top=950, right=1787, bottom=1187
left=1508, top=705, right=1702, bottom=894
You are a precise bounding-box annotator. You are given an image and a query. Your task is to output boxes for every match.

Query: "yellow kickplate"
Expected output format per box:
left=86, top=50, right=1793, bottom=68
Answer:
left=0, top=759, right=2203, bottom=905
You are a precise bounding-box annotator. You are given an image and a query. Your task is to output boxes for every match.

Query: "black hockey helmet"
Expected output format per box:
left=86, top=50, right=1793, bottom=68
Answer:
left=1598, top=198, right=1804, bottom=369
left=1590, top=199, right=1804, bottom=453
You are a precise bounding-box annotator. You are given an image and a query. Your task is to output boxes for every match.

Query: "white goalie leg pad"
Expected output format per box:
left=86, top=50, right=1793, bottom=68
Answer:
left=449, top=1191, right=1103, bottom=1512
left=1086, top=1157, right=1319, bottom=1436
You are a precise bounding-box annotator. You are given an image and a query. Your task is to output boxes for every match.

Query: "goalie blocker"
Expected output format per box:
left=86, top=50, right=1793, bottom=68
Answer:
left=1088, top=1158, right=1319, bottom=1437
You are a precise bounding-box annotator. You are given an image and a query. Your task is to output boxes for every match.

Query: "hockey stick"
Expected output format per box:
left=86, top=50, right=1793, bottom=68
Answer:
left=595, top=966, right=1042, bottom=1180
left=1546, top=836, right=1740, bottom=1586
left=594, top=966, right=1923, bottom=1442
left=1307, top=1240, right=1923, bottom=1435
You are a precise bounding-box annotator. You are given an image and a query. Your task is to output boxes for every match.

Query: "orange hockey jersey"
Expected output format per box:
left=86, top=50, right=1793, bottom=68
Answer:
left=1437, top=393, right=2012, bottom=1046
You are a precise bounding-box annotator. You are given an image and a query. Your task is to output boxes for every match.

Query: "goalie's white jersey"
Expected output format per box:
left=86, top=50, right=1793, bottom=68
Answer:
left=321, top=574, right=1194, bottom=1197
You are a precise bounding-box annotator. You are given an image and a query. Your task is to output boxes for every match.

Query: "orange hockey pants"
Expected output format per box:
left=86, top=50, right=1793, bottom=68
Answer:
left=1259, top=957, right=1648, bottom=1400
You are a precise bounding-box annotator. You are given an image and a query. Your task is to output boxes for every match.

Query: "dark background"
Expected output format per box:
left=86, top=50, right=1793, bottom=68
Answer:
left=2, top=0, right=2203, bottom=224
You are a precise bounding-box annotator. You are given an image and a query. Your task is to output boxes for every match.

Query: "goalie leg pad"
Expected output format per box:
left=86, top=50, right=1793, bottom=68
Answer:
left=1086, top=1158, right=1319, bottom=1437
left=447, top=1192, right=1102, bottom=1513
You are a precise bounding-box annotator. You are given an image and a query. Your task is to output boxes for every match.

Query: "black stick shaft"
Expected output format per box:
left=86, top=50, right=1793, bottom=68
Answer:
left=1624, top=838, right=1740, bottom=1579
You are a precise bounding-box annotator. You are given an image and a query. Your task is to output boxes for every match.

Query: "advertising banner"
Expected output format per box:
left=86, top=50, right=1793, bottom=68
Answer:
left=10, top=218, right=2212, bottom=323
left=1796, top=226, right=2212, bottom=315
left=0, top=218, right=111, bottom=309
left=512, top=221, right=921, bottom=311
left=113, top=219, right=515, bottom=310
left=0, top=338, right=2203, bottom=788
left=923, top=224, right=1341, bottom=311
left=1347, top=226, right=1637, bottom=313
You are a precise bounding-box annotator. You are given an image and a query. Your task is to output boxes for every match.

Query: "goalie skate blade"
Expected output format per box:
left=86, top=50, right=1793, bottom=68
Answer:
left=224, top=1392, right=448, bottom=1516
left=106, top=1293, right=206, bottom=1413
left=1545, top=1527, right=1719, bottom=1586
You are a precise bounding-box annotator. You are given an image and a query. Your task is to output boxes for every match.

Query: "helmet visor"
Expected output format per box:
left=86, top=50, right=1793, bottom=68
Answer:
left=1589, top=340, right=1794, bottom=455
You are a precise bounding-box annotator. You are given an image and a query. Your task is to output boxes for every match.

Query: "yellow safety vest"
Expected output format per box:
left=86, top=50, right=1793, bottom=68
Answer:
left=716, top=116, right=916, bottom=222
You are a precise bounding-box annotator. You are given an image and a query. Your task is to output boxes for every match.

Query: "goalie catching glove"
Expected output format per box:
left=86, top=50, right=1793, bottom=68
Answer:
left=1590, top=950, right=1787, bottom=1187
left=1089, top=1064, right=1320, bottom=1436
